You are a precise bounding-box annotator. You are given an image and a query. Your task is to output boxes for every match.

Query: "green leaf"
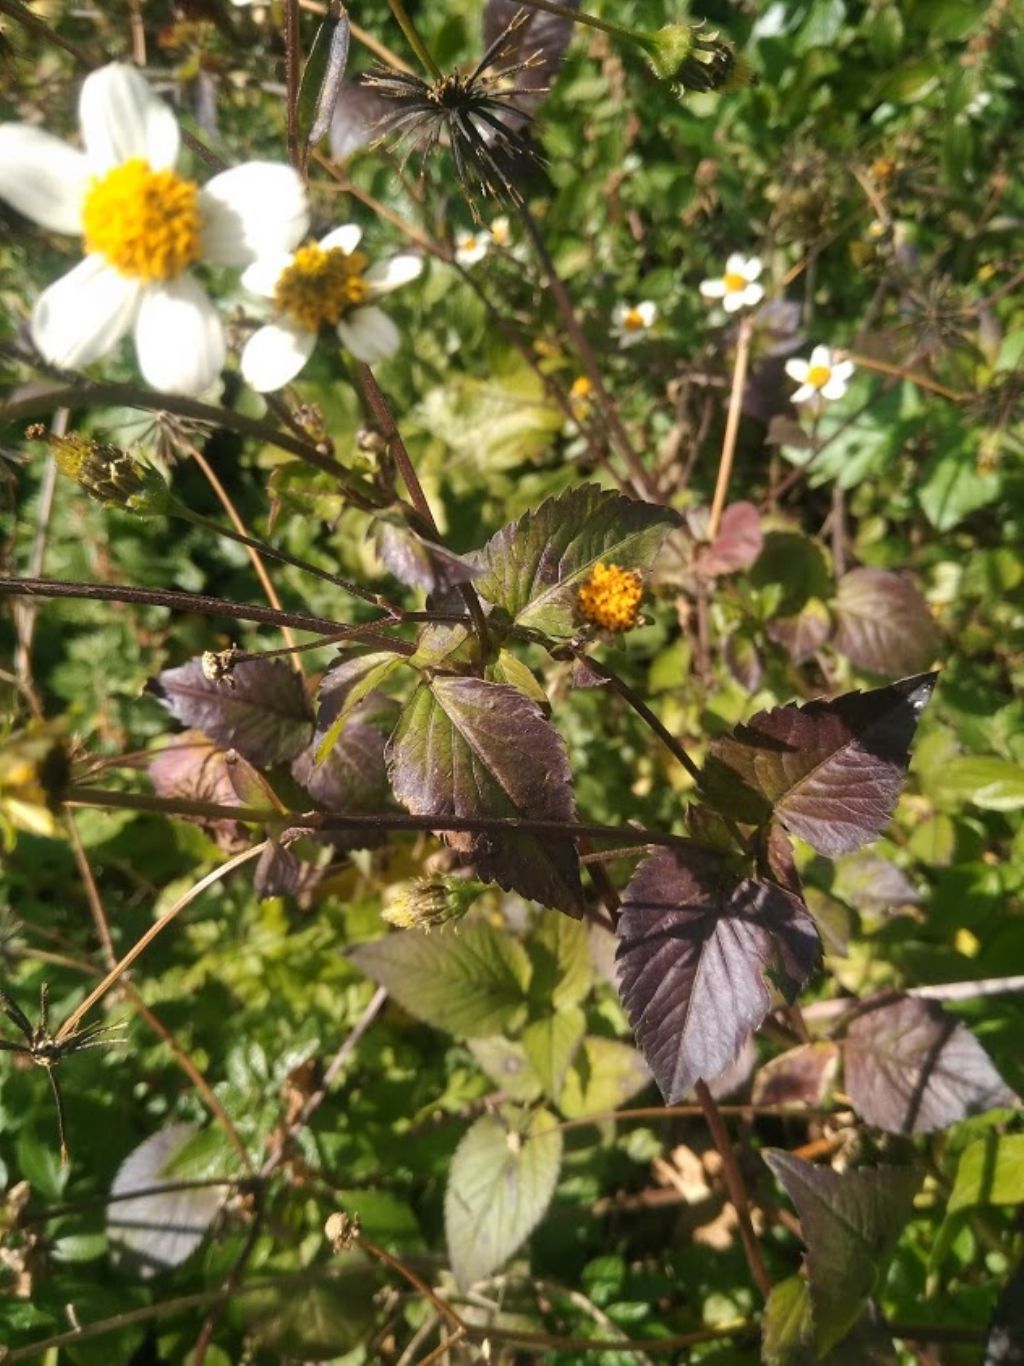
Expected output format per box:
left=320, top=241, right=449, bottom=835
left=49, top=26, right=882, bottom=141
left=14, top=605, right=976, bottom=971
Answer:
left=489, top=649, right=549, bottom=706
left=936, top=756, right=1024, bottom=811
left=386, top=676, right=584, bottom=914
left=414, top=362, right=564, bottom=471
left=474, top=484, right=678, bottom=637
left=522, top=1006, right=585, bottom=1100
left=348, top=921, right=531, bottom=1037
left=762, top=1275, right=815, bottom=1366
left=918, top=448, right=1001, bottom=531
left=243, top=1267, right=378, bottom=1358
left=764, top=1151, right=921, bottom=1355
left=931, top=1134, right=1024, bottom=1273
left=314, top=652, right=404, bottom=766
left=528, top=908, right=593, bottom=1011
left=297, top=6, right=351, bottom=156
left=468, top=1036, right=543, bottom=1102
left=557, top=1037, right=652, bottom=1119
left=445, top=1105, right=562, bottom=1289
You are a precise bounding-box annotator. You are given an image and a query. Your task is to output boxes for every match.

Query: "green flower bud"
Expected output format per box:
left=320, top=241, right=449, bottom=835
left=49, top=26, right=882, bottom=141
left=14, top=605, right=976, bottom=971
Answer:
left=26, top=425, right=170, bottom=517
left=382, top=876, right=485, bottom=931
left=638, top=22, right=752, bottom=93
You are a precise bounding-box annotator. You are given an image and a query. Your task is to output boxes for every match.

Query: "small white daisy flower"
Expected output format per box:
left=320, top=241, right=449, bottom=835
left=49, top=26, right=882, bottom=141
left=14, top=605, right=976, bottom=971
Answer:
left=699, top=253, right=764, bottom=313
left=0, top=63, right=309, bottom=396
left=785, top=345, right=855, bottom=404
left=490, top=215, right=511, bottom=248
left=454, top=229, right=491, bottom=266
left=611, top=300, right=657, bottom=348
left=239, top=225, right=422, bottom=392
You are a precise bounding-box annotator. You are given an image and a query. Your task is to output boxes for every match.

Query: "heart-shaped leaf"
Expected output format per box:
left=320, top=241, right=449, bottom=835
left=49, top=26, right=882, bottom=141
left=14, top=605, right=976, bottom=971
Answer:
left=616, top=848, right=820, bottom=1103
left=699, top=673, right=937, bottom=856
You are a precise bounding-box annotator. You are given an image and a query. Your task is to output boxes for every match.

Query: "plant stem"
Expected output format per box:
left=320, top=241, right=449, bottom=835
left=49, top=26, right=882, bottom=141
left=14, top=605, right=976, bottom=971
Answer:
left=61, top=784, right=701, bottom=853
left=285, top=0, right=302, bottom=171
left=512, top=0, right=640, bottom=46
left=386, top=0, right=442, bottom=80
left=707, top=315, right=753, bottom=541
left=695, top=1079, right=772, bottom=1301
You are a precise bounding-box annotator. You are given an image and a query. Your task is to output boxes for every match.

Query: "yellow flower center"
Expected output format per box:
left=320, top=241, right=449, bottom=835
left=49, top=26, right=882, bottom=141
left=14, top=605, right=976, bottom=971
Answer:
left=724, top=271, right=747, bottom=292
left=81, top=158, right=201, bottom=282
left=623, top=308, right=647, bottom=331
left=577, top=561, right=644, bottom=633
left=570, top=376, right=592, bottom=400
left=273, top=243, right=369, bottom=331
left=806, top=364, right=833, bottom=389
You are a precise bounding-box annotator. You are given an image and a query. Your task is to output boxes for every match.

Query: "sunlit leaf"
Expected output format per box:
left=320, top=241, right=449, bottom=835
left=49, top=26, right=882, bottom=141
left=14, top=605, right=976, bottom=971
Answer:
left=834, top=567, right=939, bottom=676
left=522, top=1006, right=585, bottom=1100
left=445, top=1105, right=562, bottom=1289
left=298, top=5, right=351, bottom=157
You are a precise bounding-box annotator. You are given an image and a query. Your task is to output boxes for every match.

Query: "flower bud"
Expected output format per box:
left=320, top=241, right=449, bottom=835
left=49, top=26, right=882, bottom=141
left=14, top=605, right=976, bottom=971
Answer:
left=639, top=23, right=752, bottom=93
left=382, top=876, right=485, bottom=931
left=26, top=425, right=170, bottom=517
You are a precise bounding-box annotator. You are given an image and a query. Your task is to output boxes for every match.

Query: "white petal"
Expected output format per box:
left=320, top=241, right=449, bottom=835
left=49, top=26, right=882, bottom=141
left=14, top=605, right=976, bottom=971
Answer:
left=134, top=274, right=225, bottom=395
left=821, top=376, right=848, bottom=400
left=637, top=301, right=657, bottom=325
left=785, top=358, right=810, bottom=382
left=336, top=306, right=400, bottom=363
left=31, top=255, right=140, bottom=368
left=743, top=257, right=763, bottom=281
left=809, top=344, right=832, bottom=368
left=722, top=293, right=745, bottom=313
left=700, top=278, right=727, bottom=298
left=318, top=223, right=362, bottom=254
left=240, top=252, right=294, bottom=298
left=199, top=163, right=309, bottom=267
left=611, top=303, right=630, bottom=326
left=741, top=282, right=765, bottom=306
left=791, top=383, right=815, bottom=404
left=79, top=63, right=179, bottom=172
left=0, top=125, right=89, bottom=234
left=240, top=319, right=316, bottom=392
left=725, top=253, right=745, bottom=275
left=365, top=253, right=423, bottom=295
left=832, top=359, right=855, bottom=381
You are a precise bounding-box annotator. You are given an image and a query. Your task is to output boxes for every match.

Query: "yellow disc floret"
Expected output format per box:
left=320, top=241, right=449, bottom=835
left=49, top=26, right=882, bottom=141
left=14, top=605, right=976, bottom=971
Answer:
left=806, top=364, right=832, bottom=389
left=577, top=561, right=644, bottom=633
left=274, top=244, right=369, bottom=331
left=81, top=158, right=201, bottom=282
left=724, top=271, right=747, bottom=292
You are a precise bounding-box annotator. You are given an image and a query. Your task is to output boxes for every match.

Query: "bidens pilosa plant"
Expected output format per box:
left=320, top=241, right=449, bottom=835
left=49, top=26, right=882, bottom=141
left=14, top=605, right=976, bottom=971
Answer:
left=1, top=0, right=1022, bottom=1361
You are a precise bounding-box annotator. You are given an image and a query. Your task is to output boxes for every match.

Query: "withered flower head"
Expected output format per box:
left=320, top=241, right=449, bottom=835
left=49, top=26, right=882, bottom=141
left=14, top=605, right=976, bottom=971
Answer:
left=364, top=10, right=547, bottom=204
left=26, top=425, right=169, bottom=517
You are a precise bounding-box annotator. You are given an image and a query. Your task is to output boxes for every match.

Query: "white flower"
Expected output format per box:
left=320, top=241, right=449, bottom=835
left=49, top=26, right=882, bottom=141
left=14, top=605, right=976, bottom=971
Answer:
left=490, top=216, right=511, bottom=248
left=454, top=229, right=491, bottom=266
left=239, top=225, right=422, bottom=392
left=611, top=300, right=657, bottom=348
left=699, top=253, right=764, bottom=313
left=0, top=63, right=308, bottom=396
left=785, top=345, right=855, bottom=404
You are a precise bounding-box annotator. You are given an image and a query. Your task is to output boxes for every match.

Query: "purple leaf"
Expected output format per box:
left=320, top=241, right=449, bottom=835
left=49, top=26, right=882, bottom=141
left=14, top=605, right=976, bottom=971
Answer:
left=697, top=502, right=763, bottom=578
left=843, top=994, right=1019, bottom=1134
left=752, top=1042, right=840, bottom=1107
left=764, top=1150, right=921, bottom=1355
left=482, top=0, right=579, bottom=121
left=149, top=658, right=312, bottom=767
left=616, top=848, right=820, bottom=1104
left=386, top=676, right=584, bottom=916
left=699, top=673, right=937, bottom=856
left=328, top=78, right=391, bottom=159
left=295, top=690, right=397, bottom=809
left=375, top=519, right=482, bottom=594
left=149, top=732, right=254, bottom=852
left=834, top=567, right=940, bottom=676
left=766, top=597, right=832, bottom=664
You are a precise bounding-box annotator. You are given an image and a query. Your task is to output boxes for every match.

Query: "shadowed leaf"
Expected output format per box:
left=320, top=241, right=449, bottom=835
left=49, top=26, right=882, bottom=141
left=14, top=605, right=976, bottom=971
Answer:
left=482, top=0, right=579, bottom=121
left=752, top=1043, right=840, bottom=1108
left=375, top=518, right=481, bottom=594
left=329, top=78, right=391, bottom=159
left=296, top=688, right=398, bottom=810
left=697, top=501, right=763, bottom=577
left=475, top=484, right=678, bottom=637
left=844, top=994, right=1019, bottom=1133
left=616, top=848, right=820, bottom=1103
left=313, top=651, right=404, bottom=766
left=766, top=598, right=832, bottom=665
left=386, top=676, right=584, bottom=915
left=764, top=1150, right=921, bottom=1354
left=834, top=568, right=939, bottom=676
left=349, top=920, right=531, bottom=1038
left=985, top=1258, right=1024, bottom=1365
left=298, top=6, right=351, bottom=157
left=699, top=673, right=937, bottom=856
left=149, top=732, right=256, bottom=852
left=149, top=658, right=312, bottom=768
left=445, top=1105, right=562, bottom=1289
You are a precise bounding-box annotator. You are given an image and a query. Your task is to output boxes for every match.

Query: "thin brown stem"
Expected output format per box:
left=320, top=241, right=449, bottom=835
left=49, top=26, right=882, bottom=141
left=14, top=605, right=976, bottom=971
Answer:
left=707, top=316, right=753, bottom=541
left=285, top=0, right=302, bottom=170
left=695, top=1079, right=772, bottom=1302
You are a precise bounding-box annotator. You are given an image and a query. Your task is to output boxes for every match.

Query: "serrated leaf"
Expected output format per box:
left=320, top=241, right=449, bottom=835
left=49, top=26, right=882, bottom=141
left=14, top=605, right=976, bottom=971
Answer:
left=843, top=994, right=1018, bottom=1134
left=298, top=6, right=351, bottom=157
left=557, top=1037, right=651, bottom=1119
left=314, top=652, right=403, bottom=766
left=752, top=1043, right=840, bottom=1108
left=616, top=848, right=820, bottom=1104
left=296, top=688, right=397, bottom=817
left=489, top=649, right=549, bottom=706
left=474, top=484, right=678, bottom=638
left=528, top=908, right=592, bottom=1010
left=764, top=1150, right=921, bottom=1355
left=386, top=676, right=584, bottom=914
left=834, top=568, right=939, bottom=676
left=468, top=1036, right=543, bottom=1102
left=149, top=658, right=312, bottom=767
left=522, top=1006, right=585, bottom=1100
left=700, top=674, right=937, bottom=856
left=375, top=518, right=481, bottom=594
left=445, top=1106, right=562, bottom=1289
left=348, top=921, right=531, bottom=1037
left=108, top=1124, right=231, bottom=1277
left=149, top=732, right=254, bottom=852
